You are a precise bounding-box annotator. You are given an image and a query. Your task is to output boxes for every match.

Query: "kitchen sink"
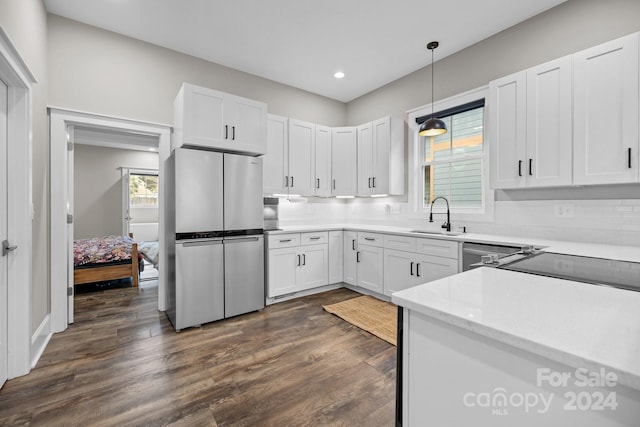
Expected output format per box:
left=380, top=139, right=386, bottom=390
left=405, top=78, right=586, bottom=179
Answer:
left=409, top=230, right=462, bottom=236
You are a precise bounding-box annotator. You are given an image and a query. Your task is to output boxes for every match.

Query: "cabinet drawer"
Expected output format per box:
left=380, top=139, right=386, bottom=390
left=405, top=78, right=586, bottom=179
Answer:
left=415, top=238, right=459, bottom=259
left=383, top=234, right=416, bottom=252
left=268, top=233, right=300, bottom=249
left=301, top=231, right=329, bottom=246
left=358, top=232, right=384, bottom=248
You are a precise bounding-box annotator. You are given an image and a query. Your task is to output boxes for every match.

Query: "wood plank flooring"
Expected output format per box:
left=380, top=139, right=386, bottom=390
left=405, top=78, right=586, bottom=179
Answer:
left=0, top=285, right=396, bottom=426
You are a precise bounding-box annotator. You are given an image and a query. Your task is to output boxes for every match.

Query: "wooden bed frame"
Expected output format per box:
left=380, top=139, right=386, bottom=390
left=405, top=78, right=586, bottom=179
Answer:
left=74, top=242, right=139, bottom=287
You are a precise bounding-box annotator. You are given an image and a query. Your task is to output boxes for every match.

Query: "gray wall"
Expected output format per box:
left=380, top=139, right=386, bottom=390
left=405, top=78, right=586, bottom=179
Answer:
left=47, top=15, right=347, bottom=127
left=346, top=0, right=640, bottom=124
left=73, top=145, right=159, bottom=240
left=0, top=0, right=49, bottom=335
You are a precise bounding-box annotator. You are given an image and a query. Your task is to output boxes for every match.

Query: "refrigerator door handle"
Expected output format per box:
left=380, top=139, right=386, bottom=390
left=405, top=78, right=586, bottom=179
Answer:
left=224, top=236, right=260, bottom=243
left=179, top=238, right=223, bottom=247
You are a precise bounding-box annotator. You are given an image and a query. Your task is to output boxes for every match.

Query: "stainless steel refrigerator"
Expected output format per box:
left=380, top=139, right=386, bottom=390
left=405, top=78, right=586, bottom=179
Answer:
left=166, top=148, right=264, bottom=331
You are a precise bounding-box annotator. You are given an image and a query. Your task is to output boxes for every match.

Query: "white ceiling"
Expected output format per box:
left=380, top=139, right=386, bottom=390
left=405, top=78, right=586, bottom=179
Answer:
left=44, top=0, right=567, bottom=102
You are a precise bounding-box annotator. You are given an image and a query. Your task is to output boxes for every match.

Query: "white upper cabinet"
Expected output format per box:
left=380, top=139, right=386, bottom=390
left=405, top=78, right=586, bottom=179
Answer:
left=490, top=56, right=572, bottom=190
left=489, top=71, right=527, bottom=189
left=331, top=127, right=357, bottom=196
left=357, top=116, right=404, bottom=196
left=264, top=114, right=289, bottom=195
left=573, top=33, right=640, bottom=185
left=173, top=83, right=266, bottom=155
left=314, top=125, right=332, bottom=196
left=288, top=118, right=315, bottom=196
left=526, top=56, right=573, bottom=187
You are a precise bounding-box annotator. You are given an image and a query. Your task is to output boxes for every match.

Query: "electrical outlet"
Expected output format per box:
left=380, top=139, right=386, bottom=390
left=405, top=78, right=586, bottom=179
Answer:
left=554, top=204, right=574, bottom=218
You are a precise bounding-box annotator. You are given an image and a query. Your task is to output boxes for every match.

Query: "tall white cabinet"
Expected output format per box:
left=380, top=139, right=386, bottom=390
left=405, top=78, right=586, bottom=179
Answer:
left=573, top=33, right=639, bottom=185
left=357, top=117, right=404, bottom=196
left=331, top=127, right=357, bottom=196
left=288, top=119, right=316, bottom=196
left=263, top=114, right=289, bottom=194
left=314, top=125, right=332, bottom=196
left=490, top=57, right=572, bottom=189
left=173, top=83, right=267, bottom=155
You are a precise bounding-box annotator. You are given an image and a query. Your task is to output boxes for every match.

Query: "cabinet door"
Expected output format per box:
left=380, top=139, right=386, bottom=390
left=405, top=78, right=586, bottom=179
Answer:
left=357, top=244, right=384, bottom=294
left=357, top=122, right=374, bottom=195
left=181, top=84, right=227, bottom=149
left=288, top=119, right=315, bottom=196
left=267, top=247, right=299, bottom=297
left=413, top=253, right=458, bottom=285
left=383, top=249, right=416, bottom=296
left=372, top=117, right=391, bottom=195
left=298, top=245, right=328, bottom=291
left=227, top=95, right=267, bottom=155
left=489, top=71, right=527, bottom=189
left=343, top=231, right=358, bottom=285
left=331, top=127, right=357, bottom=196
left=573, top=33, right=639, bottom=185
left=329, top=230, right=344, bottom=284
left=264, top=114, right=289, bottom=195
left=525, top=57, right=573, bottom=187
left=314, top=125, right=332, bottom=196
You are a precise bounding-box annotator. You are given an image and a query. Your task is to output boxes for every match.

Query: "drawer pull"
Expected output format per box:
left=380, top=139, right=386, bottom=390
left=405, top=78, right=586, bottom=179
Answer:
left=309, top=237, right=321, bottom=240
left=352, top=239, right=356, bottom=250
left=279, top=239, right=292, bottom=243
left=410, top=261, right=414, bottom=276
left=364, top=237, right=375, bottom=241
left=356, top=251, right=360, bottom=263
left=416, top=263, right=421, bottom=277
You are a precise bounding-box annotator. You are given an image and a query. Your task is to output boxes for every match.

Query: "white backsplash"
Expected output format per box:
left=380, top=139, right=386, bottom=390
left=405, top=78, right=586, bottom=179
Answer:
left=278, top=197, right=640, bottom=247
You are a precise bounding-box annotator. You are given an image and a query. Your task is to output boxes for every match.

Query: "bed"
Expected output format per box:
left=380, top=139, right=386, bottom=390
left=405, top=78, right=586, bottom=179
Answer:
left=73, top=235, right=141, bottom=287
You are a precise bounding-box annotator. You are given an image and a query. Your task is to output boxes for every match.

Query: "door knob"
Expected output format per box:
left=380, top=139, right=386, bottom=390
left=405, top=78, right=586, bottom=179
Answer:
left=2, top=240, right=17, bottom=256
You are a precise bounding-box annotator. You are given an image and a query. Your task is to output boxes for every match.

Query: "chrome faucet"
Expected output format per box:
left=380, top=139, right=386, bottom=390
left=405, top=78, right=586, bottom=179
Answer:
left=429, top=196, right=451, bottom=232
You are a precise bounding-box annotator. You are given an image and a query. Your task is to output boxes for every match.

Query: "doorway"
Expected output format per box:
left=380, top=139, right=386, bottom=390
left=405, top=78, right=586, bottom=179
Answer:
left=49, top=109, right=171, bottom=333
left=0, top=76, right=8, bottom=389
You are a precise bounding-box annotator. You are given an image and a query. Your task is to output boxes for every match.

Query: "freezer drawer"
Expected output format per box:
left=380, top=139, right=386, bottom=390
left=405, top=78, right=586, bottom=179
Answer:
left=224, top=153, right=263, bottom=231
left=224, top=235, right=265, bottom=318
left=173, top=239, right=224, bottom=330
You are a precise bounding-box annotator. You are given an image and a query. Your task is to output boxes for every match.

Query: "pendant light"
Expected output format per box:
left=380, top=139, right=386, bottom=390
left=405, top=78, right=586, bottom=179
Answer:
left=419, top=41, right=447, bottom=137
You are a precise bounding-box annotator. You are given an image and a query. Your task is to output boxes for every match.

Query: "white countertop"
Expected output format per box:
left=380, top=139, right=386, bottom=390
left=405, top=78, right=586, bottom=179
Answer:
left=267, top=224, right=640, bottom=262
left=392, top=267, right=640, bottom=391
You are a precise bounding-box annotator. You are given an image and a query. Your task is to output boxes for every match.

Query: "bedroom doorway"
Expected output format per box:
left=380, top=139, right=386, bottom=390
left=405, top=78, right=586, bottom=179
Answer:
left=0, top=78, right=8, bottom=388
left=49, top=109, right=171, bottom=333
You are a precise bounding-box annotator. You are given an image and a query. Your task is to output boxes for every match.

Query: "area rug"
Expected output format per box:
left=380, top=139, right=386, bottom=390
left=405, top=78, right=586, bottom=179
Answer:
left=323, top=295, right=397, bottom=345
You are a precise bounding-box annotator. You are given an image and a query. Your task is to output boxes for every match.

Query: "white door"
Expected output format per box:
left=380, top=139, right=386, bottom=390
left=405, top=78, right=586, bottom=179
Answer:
left=267, top=247, right=298, bottom=297
left=314, top=125, right=331, bottom=196
left=121, top=168, right=131, bottom=237
left=372, top=118, right=391, bottom=194
left=67, top=125, right=75, bottom=324
left=331, top=127, right=357, bottom=196
left=357, top=245, right=384, bottom=294
left=288, top=119, right=315, bottom=196
left=264, top=114, right=289, bottom=195
left=297, top=245, right=328, bottom=291
left=228, top=95, right=267, bottom=155
left=573, top=33, right=639, bottom=185
left=0, top=79, right=8, bottom=387
left=357, top=122, right=374, bottom=195
left=489, top=71, right=527, bottom=189
left=343, top=231, right=358, bottom=285
left=182, top=84, right=226, bottom=149
left=383, top=249, right=416, bottom=296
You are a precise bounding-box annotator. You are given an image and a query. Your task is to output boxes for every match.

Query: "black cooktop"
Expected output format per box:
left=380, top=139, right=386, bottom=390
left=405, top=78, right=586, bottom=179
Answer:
left=498, top=252, right=640, bottom=292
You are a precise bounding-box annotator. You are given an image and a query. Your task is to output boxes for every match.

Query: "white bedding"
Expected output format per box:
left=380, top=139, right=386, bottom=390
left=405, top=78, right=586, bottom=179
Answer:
left=137, top=241, right=159, bottom=269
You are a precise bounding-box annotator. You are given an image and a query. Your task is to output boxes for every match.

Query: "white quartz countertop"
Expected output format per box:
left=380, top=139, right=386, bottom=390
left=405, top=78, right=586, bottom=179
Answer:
left=391, top=267, right=640, bottom=391
left=266, top=224, right=640, bottom=262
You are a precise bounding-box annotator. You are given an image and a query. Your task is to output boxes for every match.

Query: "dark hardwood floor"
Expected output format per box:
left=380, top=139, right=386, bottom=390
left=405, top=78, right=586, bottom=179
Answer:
left=0, top=285, right=396, bottom=426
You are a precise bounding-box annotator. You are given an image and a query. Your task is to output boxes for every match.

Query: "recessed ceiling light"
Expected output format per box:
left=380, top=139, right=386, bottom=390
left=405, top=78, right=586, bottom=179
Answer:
left=334, top=71, right=345, bottom=79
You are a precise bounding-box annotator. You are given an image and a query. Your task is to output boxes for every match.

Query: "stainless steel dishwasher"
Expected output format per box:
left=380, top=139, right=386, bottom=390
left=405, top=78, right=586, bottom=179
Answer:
left=461, top=242, right=522, bottom=271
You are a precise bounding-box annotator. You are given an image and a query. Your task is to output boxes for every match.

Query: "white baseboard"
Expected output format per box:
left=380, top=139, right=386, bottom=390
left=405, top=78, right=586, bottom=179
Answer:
left=266, top=283, right=343, bottom=305
left=30, top=314, right=52, bottom=369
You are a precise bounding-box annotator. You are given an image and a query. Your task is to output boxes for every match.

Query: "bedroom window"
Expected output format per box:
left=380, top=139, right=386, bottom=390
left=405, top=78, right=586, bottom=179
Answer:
left=129, top=173, right=159, bottom=207
left=418, top=101, right=484, bottom=209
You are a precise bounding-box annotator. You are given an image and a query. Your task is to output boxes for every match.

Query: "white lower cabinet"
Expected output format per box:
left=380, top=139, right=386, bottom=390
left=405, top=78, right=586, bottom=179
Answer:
left=356, top=244, right=384, bottom=293
left=328, top=230, right=343, bottom=284
left=383, top=235, right=459, bottom=296
left=343, top=231, right=358, bottom=285
left=267, top=232, right=328, bottom=298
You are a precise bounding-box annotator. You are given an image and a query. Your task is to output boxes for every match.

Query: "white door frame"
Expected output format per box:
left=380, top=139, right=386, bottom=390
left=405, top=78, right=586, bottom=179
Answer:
left=0, top=27, right=36, bottom=379
left=49, top=108, right=170, bottom=333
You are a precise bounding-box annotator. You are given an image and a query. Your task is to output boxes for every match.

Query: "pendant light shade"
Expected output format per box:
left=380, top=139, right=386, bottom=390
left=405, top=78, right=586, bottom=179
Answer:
left=419, top=117, right=447, bottom=136
left=419, top=41, right=447, bottom=137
